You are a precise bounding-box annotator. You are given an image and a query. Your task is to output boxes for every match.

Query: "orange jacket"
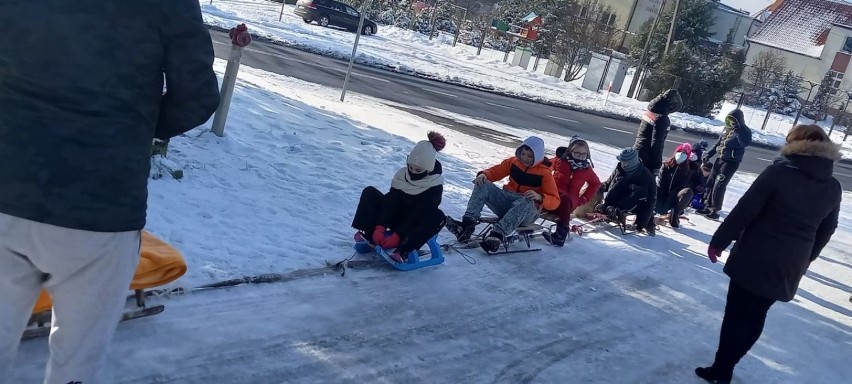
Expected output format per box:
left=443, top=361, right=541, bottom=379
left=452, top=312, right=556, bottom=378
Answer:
left=480, top=157, right=560, bottom=211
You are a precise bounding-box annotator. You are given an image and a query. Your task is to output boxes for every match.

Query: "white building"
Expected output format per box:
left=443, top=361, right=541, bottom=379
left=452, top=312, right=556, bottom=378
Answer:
left=745, top=0, right=852, bottom=101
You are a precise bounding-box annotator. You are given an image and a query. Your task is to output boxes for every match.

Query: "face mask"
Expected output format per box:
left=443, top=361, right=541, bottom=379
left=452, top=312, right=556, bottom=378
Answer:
left=675, top=152, right=687, bottom=164
left=689, top=152, right=698, bottom=162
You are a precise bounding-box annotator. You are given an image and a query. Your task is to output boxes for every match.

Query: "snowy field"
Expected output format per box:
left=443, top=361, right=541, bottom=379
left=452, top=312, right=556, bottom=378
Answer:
left=10, top=58, right=852, bottom=383
left=199, top=0, right=852, bottom=160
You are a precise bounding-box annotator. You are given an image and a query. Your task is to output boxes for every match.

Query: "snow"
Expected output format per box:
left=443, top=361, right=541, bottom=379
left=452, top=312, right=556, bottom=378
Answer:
left=10, top=56, right=852, bottom=383
left=199, top=0, right=852, bottom=160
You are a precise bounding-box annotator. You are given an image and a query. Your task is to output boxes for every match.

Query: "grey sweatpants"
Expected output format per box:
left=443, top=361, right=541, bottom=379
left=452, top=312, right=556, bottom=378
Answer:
left=463, top=181, right=540, bottom=235
left=0, top=212, right=140, bottom=384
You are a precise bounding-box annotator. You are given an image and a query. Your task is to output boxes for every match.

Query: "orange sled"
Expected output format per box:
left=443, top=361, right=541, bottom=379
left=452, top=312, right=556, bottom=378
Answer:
left=24, top=230, right=187, bottom=339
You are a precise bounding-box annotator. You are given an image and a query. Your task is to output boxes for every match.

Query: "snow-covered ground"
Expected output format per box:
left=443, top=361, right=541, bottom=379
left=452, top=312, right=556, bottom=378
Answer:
left=11, top=57, right=852, bottom=383
left=200, top=0, right=852, bottom=160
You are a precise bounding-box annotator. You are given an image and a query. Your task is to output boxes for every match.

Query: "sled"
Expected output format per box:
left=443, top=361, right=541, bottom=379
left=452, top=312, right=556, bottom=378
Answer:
left=23, top=230, right=186, bottom=340
left=653, top=214, right=690, bottom=227
left=353, top=234, right=445, bottom=271
left=571, top=212, right=637, bottom=236
left=446, top=215, right=543, bottom=255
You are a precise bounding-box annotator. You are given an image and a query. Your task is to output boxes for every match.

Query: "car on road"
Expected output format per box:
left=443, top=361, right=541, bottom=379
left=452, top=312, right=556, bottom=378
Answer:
left=294, top=0, right=378, bottom=36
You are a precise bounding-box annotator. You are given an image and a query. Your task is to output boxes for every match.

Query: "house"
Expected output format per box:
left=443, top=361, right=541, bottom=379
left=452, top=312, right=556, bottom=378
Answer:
left=602, top=0, right=752, bottom=51
left=745, top=0, right=852, bottom=101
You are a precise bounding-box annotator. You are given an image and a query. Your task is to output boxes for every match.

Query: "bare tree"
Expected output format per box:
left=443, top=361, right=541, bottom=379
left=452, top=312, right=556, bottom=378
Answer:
left=537, top=0, right=618, bottom=82
left=744, top=51, right=787, bottom=104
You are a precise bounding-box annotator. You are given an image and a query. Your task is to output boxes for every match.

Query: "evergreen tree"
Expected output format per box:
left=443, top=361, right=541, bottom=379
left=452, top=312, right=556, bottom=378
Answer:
left=805, top=71, right=835, bottom=121
left=628, top=0, right=743, bottom=116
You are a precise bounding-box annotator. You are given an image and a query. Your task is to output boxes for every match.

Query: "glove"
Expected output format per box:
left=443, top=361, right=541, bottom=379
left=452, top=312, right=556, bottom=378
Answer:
left=383, top=232, right=400, bottom=250
left=372, top=226, right=386, bottom=246
left=578, top=196, right=589, bottom=207
left=707, top=246, right=721, bottom=263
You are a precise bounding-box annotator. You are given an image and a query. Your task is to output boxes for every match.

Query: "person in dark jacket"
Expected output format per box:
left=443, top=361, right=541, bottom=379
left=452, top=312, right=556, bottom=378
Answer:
left=696, top=124, right=841, bottom=384
left=699, top=109, right=752, bottom=219
left=352, top=132, right=447, bottom=263
left=655, top=143, right=694, bottom=228
left=595, top=148, right=657, bottom=235
left=633, top=89, right=684, bottom=175
left=0, top=1, right=220, bottom=383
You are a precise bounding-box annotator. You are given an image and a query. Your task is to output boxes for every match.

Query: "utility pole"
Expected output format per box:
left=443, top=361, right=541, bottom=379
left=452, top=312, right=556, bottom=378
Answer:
left=664, top=0, right=680, bottom=58
left=627, top=0, right=667, bottom=99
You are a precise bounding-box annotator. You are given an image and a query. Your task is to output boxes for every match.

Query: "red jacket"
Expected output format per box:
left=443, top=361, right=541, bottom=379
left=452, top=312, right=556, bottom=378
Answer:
left=551, top=157, right=602, bottom=209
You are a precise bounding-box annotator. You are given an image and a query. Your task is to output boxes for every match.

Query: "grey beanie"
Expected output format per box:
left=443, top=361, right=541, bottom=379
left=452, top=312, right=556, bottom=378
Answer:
left=617, top=147, right=641, bottom=174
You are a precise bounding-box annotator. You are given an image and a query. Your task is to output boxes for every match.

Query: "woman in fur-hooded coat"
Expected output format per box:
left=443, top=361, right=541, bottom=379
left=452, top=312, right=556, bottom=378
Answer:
left=697, top=124, right=842, bottom=384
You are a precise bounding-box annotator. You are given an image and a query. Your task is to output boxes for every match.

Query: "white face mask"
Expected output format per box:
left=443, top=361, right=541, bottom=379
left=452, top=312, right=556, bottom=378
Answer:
left=675, top=152, right=687, bottom=164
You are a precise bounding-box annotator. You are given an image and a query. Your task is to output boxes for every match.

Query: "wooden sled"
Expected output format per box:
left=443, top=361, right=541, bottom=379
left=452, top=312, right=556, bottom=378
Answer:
left=23, top=230, right=186, bottom=340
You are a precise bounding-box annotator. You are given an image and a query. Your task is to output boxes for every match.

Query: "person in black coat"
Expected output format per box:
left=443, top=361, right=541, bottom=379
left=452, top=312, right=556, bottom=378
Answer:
left=655, top=143, right=694, bottom=228
left=595, top=148, right=657, bottom=235
left=700, top=109, right=753, bottom=219
left=633, top=89, right=684, bottom=175
left=352, top=132, right=447, bottom=262
left=696, top=124, right=842, bottom=384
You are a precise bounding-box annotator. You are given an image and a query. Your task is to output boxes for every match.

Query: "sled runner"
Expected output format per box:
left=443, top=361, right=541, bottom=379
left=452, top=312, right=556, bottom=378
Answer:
left=23, top=231, right=186, bottom=340
left=353, top=234, right=445, bottom=271
left=446, top=215, right=544, bottom=255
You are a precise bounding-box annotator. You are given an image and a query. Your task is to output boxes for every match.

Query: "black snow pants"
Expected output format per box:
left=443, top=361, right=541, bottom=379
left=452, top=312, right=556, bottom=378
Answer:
left=351, top=186, right=445, bottom=253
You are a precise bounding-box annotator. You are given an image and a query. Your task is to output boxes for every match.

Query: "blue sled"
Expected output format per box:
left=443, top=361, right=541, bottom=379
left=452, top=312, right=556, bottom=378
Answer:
left=353, top=234, right=444, bottom=271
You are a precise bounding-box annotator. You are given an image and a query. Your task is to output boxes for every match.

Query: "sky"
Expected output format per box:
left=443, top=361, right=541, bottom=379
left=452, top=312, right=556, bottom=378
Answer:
left=721, top=0, right=775, bottom=14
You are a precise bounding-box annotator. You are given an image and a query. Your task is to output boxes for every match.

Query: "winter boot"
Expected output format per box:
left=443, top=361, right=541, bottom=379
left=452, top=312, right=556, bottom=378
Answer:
left=705, top=210, right=720, bottom=220
left=694, top=366, right=732, bottom=384
left=479, top=231, right=505, bottom=254
left=542, top=224, right=569, bottom=247
left=447, top=215, right=477, bottom=243
left=646, top=225, right=656, bottom=236
left=669, top=211, right=680, bottom=228
left=696, top=207, right=713, bottom=215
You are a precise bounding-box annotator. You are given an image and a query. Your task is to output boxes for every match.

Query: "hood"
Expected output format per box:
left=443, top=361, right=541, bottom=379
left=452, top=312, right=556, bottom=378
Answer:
left=674, top=143, right=692, bottom=158
left=774, top=140, right=841, bottom=180
left=725, top=109, right=747, bottom=130
left=648, top=89, right=683, bottom=114
left=516, top=136, right=546, bottom=166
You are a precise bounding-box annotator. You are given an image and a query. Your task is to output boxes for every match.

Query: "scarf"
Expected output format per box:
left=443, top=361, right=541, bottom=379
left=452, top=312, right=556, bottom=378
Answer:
left=390, top=167, right=444, bottom=195
left=565, top=154, right=591, bottom=171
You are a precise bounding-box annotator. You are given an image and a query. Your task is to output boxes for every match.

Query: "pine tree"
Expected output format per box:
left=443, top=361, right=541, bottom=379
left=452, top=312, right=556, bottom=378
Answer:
left=805, top=71, right=834, bottom=121
left=628, top=0, right=744, bottom=116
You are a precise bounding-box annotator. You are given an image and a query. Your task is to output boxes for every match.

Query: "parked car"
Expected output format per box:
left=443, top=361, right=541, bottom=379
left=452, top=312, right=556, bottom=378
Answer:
left=294, top=0, right=378, bottom=36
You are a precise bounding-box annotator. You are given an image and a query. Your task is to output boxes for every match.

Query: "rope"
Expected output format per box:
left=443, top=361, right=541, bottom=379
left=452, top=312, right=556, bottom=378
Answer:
left=443, top=242, right=477, bottom=265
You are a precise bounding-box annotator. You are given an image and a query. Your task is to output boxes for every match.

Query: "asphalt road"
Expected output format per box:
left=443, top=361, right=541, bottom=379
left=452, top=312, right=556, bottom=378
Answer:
left=209, top=31, right=852, bottom=190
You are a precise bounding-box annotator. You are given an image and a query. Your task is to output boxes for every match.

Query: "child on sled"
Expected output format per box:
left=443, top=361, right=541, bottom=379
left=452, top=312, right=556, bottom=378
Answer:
left=654, top=143, right=695, bottom=228
left=351, top=132, right=446, bottom=262
left=594, top=148, right=657, bottom=235
left=541, top=136, right=601, bottom=247
left=446, top=136, right=560, bottom=253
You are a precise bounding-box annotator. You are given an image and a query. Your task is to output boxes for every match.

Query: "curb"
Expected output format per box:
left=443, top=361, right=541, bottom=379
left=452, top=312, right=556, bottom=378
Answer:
left=206, top=24, right=852, bottom=166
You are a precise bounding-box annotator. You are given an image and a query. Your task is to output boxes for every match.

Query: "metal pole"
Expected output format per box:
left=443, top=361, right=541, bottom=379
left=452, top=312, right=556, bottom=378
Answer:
left=761, top=99, right=774, bottom=130
left=453, top=8, right=467, bottom=47
left=340, top=0, right=372, bottom=102
left=429, top=0, right=440, bottom=40
left=792, top=82, right=816, bottom=127
left=627, top=0, right=667, bottom=98
left=477, top=24, right=487, bottom=55
left=211, top=46, right=244, bottom=137
left=664, top=0, right=680, bottom=58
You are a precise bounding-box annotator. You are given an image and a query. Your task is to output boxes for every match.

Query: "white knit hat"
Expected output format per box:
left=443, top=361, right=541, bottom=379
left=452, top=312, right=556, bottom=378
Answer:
left=408, top=140, right=438, bottom=172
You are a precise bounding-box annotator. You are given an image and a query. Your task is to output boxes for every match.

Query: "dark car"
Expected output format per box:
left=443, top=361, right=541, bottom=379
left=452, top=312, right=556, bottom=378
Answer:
left=294, top=0, right=378, bottom=36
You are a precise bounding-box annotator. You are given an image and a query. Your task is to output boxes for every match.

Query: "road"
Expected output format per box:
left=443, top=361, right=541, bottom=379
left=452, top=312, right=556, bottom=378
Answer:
left=209, top=31, right=852, bottom=190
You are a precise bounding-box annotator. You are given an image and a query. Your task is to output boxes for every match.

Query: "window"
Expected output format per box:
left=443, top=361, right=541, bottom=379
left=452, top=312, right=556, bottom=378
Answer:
left=828, top=69, right=844, bottom=95
left=599, top=11, right=616, bottom=27
left=344, top=5, right=359, bottom=17
left=843, top=36, right=852, bottom=53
